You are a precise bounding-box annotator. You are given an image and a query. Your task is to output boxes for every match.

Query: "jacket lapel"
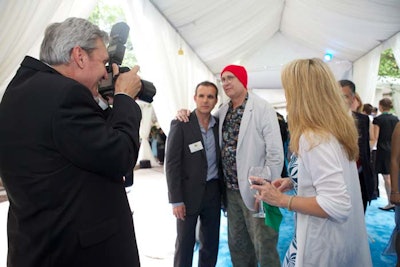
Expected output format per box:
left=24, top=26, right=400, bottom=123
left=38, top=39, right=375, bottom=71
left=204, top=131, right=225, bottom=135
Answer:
left=189, top=111, right=206, bottom=158
left=237, top=94, right=253, bottom=150
left=212, top=117, right=220, bottom=162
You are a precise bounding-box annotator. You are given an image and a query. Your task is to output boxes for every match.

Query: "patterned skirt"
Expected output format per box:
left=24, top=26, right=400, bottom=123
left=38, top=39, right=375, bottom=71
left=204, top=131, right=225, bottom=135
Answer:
left=283, top=154, right=299, bottom=266
left=283, top=237, right=297, bottom=267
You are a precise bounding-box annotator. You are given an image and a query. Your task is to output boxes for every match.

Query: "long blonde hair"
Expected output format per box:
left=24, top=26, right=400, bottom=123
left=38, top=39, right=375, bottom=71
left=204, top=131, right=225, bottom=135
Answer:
left=282, top=58, right=359, bottom=161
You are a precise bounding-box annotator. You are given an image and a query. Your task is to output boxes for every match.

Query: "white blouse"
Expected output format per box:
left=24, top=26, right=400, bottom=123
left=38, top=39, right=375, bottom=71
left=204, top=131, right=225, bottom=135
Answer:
left=295, top=133, right=372, bottom=267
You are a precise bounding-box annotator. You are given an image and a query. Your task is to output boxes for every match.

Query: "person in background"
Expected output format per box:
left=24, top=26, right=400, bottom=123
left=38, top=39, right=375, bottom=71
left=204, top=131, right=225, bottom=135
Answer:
left=339, top=80, right=374, bottom=212
left=166, top=81, right=223, bottom=267
left=373, top=98, right=399, bottom=211
left=156, top=128, right=167, bottom=164
left=384, top=122, right=400, bottom=266
left=149, top=126, right=166, bottom=164
left=363, top=103, right=373, bottom=117
left=363, top=102, right=379, bottom=199
left=0, top=17, right=142, bottom=267
left=177, top=65, right=284, bottom=266
left=277, top=112, right=289, bottom=178
left=251, top=58, right=372, bottom=266
left=351, top=92, right=363, bottom=113
left=362, top=103, right=376, bottom=146
left=372, top=106, right=379, bottom=117
left=150, top=126, right=159, bottom=159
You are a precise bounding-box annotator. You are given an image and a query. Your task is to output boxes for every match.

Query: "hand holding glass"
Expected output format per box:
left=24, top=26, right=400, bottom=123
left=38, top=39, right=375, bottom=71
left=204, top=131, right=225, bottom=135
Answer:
left=248, top=166, right=271, bottom=218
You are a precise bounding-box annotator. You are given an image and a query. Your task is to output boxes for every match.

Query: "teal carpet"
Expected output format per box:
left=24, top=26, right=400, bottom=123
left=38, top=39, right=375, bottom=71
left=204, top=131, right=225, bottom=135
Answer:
left=194, top=197, right=397, bottom=266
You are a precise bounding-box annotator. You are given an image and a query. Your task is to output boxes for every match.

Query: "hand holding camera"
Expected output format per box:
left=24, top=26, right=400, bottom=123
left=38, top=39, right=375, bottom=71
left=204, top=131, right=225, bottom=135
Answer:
left=112, top=63, right=142, bottom=99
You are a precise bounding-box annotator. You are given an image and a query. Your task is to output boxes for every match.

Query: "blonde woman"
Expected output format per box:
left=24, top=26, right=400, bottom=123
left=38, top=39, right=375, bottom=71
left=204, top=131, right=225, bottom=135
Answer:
left=351, top=92, right=363, bottom=113
left=250, top=58, right=372, bottom=266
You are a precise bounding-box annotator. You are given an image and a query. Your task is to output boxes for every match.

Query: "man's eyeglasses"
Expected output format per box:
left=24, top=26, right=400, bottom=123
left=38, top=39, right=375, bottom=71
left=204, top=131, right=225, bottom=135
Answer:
left=221, top=75, right=236, bottom=84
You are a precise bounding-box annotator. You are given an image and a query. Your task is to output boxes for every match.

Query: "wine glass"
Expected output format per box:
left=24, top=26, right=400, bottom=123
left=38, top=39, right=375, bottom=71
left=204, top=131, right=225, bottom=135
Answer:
left=248, top=166, right=271, bottom=218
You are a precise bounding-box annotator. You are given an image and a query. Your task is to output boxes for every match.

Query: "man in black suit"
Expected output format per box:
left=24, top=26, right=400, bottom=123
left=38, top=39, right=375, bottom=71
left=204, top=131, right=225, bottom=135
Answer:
left=0, top=18, right=142, bottom=267
left=166, top=81, right=223, bottom=267
left=340, top=80, right=374, bottom=212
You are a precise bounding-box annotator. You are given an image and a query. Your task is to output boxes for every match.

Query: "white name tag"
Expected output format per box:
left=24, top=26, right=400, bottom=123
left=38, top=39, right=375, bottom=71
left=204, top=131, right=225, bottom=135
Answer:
left=189, top=141, right=203, bottom=153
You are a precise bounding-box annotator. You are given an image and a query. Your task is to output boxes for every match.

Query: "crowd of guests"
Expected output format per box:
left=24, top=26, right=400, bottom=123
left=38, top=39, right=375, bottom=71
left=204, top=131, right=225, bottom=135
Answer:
left=168, top=59, right=399, bottom=266
left=149, top=126, right=166, bottom=164
left=0, top=16, right=398, bottom=267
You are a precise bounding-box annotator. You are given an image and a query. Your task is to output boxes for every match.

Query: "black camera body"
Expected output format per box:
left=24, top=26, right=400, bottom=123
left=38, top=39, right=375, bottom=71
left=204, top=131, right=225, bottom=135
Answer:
left=98, top=22, right=156, bottom=103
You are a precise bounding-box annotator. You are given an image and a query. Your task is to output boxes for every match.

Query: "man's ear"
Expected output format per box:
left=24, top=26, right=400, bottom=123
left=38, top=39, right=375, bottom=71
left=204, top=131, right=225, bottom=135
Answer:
left=71, top=46, right=86, bottom=69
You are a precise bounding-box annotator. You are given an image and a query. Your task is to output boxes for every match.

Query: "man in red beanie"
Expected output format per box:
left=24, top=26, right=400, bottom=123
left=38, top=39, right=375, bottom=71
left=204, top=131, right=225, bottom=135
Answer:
left=217, top=65, right=283, bottom=266
left=176, top=64, right=283, bottom=266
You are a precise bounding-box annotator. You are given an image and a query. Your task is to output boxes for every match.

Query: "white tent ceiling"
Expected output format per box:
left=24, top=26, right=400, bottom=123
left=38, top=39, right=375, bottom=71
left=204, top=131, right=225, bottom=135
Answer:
left=0, top=0, right=399, bottom=131
left=150, top=0, right=400, bottom=89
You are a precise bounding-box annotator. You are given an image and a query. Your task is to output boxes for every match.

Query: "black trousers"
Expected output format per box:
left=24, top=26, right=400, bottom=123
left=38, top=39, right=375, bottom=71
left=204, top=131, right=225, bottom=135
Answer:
left=174, top=180, right=221, bottom=267
left=371, top=149, right=379, bottom=199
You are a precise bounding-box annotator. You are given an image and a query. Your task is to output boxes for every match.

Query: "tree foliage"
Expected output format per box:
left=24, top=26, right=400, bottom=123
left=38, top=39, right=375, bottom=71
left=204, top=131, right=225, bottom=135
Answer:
left=88, top=0, right=138, bottom=68
left=378, top=49, right=400, bottom=78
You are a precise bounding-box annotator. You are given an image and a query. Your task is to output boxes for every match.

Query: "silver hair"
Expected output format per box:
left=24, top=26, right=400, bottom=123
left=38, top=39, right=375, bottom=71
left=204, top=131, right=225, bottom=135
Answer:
left=40, top=17, right=109, bottom=65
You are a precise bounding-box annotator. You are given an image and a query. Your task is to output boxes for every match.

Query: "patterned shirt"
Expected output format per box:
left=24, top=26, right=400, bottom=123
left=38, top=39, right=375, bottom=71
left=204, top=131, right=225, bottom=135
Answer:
left=221, top=94, right=248, bottom=190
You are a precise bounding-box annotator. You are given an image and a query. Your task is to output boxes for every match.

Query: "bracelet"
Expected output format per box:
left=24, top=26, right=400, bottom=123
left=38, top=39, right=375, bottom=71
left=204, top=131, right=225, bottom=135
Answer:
left=287, top=195, right=295, bottom=211
left=391, top=192, right=400, bottom=194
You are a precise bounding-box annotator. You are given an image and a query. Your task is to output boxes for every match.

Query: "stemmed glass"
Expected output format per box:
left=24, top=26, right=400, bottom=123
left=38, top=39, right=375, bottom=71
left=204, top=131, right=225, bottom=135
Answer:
left=248, top=166, right=271, bottom=218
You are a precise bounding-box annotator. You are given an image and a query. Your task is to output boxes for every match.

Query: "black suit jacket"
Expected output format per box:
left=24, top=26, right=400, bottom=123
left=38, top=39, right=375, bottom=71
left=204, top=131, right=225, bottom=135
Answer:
left=165, top=112, right=223, bottom=215
left=354, top=112, right=374, bottom=202
left=0, top=56, right=141, bottom=267
left=103, top=106, right=135, bottom=187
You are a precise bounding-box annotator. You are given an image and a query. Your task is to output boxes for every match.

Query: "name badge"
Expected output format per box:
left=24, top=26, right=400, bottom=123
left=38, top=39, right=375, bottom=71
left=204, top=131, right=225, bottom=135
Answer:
left=189, top=141, right=203, bottom=153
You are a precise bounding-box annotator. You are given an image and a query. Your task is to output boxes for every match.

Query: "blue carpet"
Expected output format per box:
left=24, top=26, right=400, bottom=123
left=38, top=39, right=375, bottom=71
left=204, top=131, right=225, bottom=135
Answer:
left=193, top=197, right=397, bottom=266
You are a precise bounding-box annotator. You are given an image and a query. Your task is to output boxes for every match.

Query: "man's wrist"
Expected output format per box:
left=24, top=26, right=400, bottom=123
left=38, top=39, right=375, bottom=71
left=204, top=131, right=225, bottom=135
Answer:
left=172, top=202, right=184, bottom=208
left=114, top=92, right=131, bottom=97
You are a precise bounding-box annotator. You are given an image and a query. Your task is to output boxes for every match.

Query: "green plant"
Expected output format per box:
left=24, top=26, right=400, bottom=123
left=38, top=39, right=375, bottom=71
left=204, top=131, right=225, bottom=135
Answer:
left=378, top=49, right=400, bottom=78
left=89, top=0, right=138, bottom=68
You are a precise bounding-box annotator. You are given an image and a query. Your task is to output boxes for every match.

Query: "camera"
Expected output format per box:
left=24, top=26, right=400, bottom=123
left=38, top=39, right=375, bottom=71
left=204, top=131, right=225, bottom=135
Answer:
left=98, top=22, right=156, bottom=103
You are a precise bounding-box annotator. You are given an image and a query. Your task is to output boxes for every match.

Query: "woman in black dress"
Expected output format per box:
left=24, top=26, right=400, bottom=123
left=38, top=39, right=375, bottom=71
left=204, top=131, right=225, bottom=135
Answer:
left=373, top=98, right=399, bottom=210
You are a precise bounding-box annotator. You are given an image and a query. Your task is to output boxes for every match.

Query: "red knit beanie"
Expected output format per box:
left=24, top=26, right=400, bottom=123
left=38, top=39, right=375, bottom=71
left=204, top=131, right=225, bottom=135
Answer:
left=221, top=65, right=248, bottom=88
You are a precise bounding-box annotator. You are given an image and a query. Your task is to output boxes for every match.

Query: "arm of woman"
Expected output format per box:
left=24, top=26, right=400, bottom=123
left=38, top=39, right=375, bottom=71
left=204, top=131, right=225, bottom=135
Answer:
left=252, top=135, right=352, bottom=221
left=251, top=177, right=329, bottom=218
left=368, top=121, right=375, bottom=149
left=301, top=136, right=352, bottom=222
left=372, top=124, right=379, bottom=147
